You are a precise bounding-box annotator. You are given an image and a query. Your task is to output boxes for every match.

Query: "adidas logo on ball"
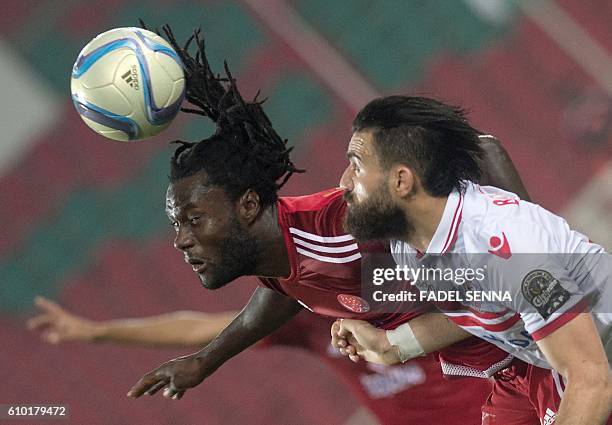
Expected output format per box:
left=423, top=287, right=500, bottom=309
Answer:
left=71, top=27, right=186, bottom=141
left=121, top=66, right=139, bottom=90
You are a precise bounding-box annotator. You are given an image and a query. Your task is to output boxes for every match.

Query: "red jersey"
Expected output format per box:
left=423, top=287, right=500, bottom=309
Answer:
left=258, top=189, right=513, bottom=377
left=265, top=312, right=492, bottom=425
left=259, top=188, right=418, bottom=327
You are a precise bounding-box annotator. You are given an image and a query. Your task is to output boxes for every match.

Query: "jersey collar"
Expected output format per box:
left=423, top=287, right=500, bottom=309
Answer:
left=425, top=187, right=464, bottom=254
left=275, top=199, right=300, bottom=285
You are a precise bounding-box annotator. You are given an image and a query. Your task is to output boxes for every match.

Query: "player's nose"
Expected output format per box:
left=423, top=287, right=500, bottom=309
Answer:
left=339, top=166, right=354, bottom=192
left=174, top=226, right=195, bottom=251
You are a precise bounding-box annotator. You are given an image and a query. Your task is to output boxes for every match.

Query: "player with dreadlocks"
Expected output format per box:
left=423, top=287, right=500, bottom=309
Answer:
left=155, top=23, right=303, bottom=291
left=125, top=25, right=534, bottom=423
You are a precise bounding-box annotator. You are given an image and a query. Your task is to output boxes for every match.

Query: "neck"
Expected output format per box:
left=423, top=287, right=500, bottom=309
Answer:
left=251, top=203, right=291, bottom=278
left=401, top=195, right=448, bottom=252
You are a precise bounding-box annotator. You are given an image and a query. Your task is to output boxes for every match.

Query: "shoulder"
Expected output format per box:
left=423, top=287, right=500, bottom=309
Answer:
left=461, top=183, right=568, bottom=253
left=279, top=188, right=345, bottom=213
left=279, top=188, right=348, bottom=237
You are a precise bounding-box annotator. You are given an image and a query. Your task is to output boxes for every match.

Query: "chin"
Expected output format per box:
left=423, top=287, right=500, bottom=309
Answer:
left=199, top=278, right=225, bottom=290
left=198, top=273, right=231, bottom=290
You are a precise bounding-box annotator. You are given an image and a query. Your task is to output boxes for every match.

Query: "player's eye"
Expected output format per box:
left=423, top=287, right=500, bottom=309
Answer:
left=189, top=216, right=201, bottom=225
left=171, top=221, right=179, bottom=231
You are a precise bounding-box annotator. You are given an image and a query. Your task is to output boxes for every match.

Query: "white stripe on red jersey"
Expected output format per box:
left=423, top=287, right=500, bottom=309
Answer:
left=289, top=227, right=355, bottom=243
left=292, top=235, right=359, bottom=253
left=295, top=247, right=362, bottom=264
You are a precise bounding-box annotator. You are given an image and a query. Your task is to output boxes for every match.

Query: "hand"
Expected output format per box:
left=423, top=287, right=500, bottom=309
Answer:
left=331, top=319, right=400, bottom=365
left=27, top=296, right=101, bottom=344
left=330, top=319, right=361, bottom=362
left=127, top=354, right=214, bottom=400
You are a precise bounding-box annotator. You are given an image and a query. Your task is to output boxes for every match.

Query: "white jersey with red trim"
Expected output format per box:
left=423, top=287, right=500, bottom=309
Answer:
left=391, top=182, right=612, bottom=369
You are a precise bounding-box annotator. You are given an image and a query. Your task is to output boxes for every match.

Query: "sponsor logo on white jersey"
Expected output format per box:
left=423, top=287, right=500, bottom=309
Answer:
left=488, top=232, right=512, bottom=259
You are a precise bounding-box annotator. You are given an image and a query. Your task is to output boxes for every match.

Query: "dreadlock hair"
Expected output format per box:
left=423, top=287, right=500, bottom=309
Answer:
left=147, top=22, right=303, bottom=208
left=352, top=96, right=483, bottom=197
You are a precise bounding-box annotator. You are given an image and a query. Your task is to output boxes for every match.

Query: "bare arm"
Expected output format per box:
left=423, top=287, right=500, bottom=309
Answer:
left=536, top=314, right=611, bottom=425
left=478, top=135, right=531, bottom=201
left=97, top=311, right=237, bottom=347
left=27, top=297, right=237, bottom=348
left=194, top=286, right=303, bottom=365
left=331, top=312, right=470, bottom=364
left=128, top=287, right=302, bottom=399
left=405, top=312, right=471, bottom=352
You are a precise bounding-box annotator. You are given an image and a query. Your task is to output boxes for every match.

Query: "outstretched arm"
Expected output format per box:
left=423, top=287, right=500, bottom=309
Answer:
left=477, top=135, right=531, bottom=201
left=331, top=312, right=470, bottom=364
left=28, top=296, right=236, bottom=348
left=127, top=287, right=302, bottom=400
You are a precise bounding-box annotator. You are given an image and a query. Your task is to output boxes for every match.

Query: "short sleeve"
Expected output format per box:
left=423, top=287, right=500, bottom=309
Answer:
left=488, top=256, right=588, bottom=341
left=478, top=221, right=601, bottom=341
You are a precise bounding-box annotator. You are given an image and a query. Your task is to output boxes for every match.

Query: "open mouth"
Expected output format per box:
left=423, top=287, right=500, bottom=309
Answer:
left=192, top=264, right=207, bottom=274
left=186, top=258, right=207, bottom=274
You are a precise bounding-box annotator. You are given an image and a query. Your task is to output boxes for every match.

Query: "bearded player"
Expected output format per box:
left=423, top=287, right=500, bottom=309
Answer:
left=332, top=96, right=611, bottom=424
left=123, top=26, right=534, bottom=423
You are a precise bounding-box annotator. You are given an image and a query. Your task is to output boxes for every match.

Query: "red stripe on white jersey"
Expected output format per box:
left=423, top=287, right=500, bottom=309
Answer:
left=446, top=312, right=521, bottom=332
left=440, top=302, right=513, bottom=320
left=442, top=193, right=463, bottom=253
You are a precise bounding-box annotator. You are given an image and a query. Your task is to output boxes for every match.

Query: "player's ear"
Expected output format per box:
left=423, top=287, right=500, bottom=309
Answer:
left=237, top=189, right=261, bottom=224
left=391, top=165, right=415, bottom=199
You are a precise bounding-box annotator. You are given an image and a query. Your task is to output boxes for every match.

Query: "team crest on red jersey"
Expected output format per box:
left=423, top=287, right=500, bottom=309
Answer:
left=488, top=232, right=512, bottom=259
left=337, top=294, right=370, bottom=313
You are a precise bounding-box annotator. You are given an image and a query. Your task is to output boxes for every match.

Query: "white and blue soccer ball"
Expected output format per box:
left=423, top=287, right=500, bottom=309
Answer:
left=71, top=27, right=186, bottom=141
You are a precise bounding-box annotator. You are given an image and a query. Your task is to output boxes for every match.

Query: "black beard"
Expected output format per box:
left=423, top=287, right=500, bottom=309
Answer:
left=199, top=218, right=259, bottom=289
left=344, top=188, right=413, bottom=242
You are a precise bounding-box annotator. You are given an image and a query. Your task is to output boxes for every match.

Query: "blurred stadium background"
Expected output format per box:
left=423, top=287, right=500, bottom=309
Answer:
left=0, top=0, right=610, bottom=424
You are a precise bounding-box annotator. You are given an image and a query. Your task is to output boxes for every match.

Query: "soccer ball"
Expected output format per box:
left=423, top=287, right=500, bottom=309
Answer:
left=71, top=27, right=186, bottom=142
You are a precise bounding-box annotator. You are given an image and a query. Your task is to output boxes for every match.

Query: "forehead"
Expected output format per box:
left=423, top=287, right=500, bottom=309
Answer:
left=165, top=173, right=225, bottom=213
left=347, top=130, right=376, bottom=159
